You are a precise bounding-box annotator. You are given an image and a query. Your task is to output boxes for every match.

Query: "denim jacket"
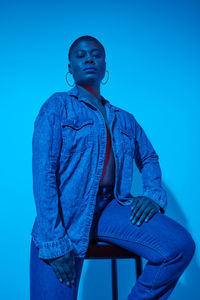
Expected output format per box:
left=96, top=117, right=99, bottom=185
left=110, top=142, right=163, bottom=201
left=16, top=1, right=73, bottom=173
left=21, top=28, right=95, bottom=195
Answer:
left=31, top=85, right=167, bottom=259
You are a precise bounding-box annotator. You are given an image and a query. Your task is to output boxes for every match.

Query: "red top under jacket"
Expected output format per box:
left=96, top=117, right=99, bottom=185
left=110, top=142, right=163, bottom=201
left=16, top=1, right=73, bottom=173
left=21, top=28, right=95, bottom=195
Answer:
left=99, top=123, right=112, bottom=185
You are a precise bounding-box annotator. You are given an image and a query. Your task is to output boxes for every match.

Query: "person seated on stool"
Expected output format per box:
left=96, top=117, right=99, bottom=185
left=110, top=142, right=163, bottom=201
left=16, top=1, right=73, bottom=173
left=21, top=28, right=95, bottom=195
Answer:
left=30, top=35, right=196, bottom=300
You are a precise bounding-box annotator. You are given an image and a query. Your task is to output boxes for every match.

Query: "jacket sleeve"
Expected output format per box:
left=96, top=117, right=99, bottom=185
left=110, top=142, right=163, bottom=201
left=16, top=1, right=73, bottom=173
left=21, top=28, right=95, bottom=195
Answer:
left=132, top=115, right=168, bottom=213
left=32, top=104, right=73, bottom=259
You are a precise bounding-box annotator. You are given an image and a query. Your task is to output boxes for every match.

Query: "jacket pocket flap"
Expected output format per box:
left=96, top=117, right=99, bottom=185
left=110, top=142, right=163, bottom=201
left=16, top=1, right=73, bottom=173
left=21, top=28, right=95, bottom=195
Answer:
left=62, top=119, right=94, bottom=130
left=119, top=127, right=133, bottom=139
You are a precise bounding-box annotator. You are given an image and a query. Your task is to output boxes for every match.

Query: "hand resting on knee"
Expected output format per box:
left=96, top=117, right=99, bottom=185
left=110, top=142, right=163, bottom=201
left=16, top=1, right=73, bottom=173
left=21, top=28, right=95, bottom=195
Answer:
left=130, top=196, right=162, bottom=226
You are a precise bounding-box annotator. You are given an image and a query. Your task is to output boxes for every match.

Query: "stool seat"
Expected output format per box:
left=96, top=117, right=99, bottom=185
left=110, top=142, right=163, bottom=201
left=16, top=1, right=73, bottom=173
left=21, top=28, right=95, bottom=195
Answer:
left=85, top=239, right=143, bottom=300
left=86, top=239, right=141, bottom=259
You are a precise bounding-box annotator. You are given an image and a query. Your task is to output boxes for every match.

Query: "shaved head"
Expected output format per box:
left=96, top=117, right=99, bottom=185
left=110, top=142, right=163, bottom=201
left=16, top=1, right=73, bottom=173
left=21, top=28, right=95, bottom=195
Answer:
left=68, top=35, right=105, bottom=62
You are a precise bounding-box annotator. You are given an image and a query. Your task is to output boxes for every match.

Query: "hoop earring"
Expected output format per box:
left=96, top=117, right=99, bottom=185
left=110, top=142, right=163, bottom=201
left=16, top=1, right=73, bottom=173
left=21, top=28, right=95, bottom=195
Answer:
left=101, top=70, right=109, bottom=85
left=66, top=72, right=75, bottom=87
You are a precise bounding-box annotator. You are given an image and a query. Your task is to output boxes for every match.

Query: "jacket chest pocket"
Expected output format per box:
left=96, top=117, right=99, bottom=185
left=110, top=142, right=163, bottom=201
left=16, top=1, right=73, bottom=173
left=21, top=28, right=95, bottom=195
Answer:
left=61, top=119, right=94, bottom=155
left=118, top=127, right=135, bottom=157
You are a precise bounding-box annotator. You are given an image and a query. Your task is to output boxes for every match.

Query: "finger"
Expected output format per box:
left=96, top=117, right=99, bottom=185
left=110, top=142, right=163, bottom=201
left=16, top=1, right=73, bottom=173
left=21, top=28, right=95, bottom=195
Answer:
left=63, top=257, right=76, bottom=283
left=130, top=201, right=143, bottom=222
left=131, top=197, right=143, bottom=211
left=131, top=197, right=139, bottom=210
left=145, top=209, right=158, bottom=223
left=136, top=208, right=152, bottom=226
left=131, top=198, right=143, bottom=218
left=130, top=203, right=146, bottom=224
left=57, top=263, right=71, bottom=287
left=69, top=259, right=76, bottom=282
left=50, top=263, right=63, bottom=283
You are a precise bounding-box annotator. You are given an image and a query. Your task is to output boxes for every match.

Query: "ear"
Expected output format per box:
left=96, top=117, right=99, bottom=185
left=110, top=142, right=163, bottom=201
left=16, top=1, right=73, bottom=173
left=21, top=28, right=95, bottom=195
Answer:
left=103, top=61, right=106, bottom=72
left=68, top=63, right=72, bottom=74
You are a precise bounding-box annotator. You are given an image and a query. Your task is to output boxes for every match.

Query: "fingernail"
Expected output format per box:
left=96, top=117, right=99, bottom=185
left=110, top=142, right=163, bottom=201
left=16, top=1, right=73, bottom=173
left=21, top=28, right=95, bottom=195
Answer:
left=132, top=219, right=136, bottom=224
left=137, top=222, right=140, bottom=226
left=59, top=278, right=63, bottom=283
left=66, top=281, right=70, bottom=286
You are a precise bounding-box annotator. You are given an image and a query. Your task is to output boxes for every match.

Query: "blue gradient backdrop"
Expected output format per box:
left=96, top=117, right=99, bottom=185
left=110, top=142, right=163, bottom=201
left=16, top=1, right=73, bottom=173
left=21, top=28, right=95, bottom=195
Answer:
left=1, top=0, right=199, bottom=299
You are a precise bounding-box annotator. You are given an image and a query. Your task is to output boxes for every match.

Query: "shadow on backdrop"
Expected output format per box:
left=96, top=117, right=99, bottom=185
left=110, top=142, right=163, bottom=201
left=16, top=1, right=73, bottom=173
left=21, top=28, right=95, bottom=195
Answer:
left=161, top=183, right=199, bottom=299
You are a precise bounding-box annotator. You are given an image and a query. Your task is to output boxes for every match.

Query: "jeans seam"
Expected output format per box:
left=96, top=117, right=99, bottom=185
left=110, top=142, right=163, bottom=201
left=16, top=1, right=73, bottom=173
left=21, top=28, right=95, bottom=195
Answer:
left=96, top=234, right=168, bottom=261
left=146, top=260, right=166, bottom=298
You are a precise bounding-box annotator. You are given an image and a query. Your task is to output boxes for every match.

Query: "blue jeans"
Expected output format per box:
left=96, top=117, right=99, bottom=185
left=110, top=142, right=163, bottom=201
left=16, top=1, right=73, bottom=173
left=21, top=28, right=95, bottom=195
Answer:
left=30, top=186, right=195, bottom=299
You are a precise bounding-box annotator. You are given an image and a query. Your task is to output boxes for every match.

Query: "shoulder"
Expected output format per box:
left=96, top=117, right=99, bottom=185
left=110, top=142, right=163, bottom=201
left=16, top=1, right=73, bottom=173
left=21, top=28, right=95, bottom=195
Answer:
left=110, top=103, right=136, bottom=125
left=37, top=92, right=69, bottom=116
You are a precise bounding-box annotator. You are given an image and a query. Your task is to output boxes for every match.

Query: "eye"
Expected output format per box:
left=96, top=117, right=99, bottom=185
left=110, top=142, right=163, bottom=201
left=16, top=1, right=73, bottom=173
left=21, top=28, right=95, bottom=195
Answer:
left=76, top=53, right=101, bottom=58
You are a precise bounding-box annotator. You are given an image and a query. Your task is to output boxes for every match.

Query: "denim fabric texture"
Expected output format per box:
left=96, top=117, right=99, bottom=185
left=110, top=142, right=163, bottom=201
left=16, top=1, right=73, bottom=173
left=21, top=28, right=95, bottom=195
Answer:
left=30, top=185, right=195, bottom=300
left=31, top=85, right=167, bottom=259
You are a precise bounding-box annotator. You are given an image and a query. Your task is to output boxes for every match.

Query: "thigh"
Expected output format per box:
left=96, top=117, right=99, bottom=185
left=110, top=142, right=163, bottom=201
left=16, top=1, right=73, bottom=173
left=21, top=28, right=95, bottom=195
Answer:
left=94, top=199, right=194, bottom=263
left=30, top=237, right=84, bottom=300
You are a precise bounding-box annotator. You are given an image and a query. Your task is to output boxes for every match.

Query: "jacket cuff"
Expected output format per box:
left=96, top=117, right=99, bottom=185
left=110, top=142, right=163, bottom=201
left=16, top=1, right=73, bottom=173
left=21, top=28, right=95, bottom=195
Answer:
left=143, top=189, right=167, bottom=214
left=32, top=233, right=74, bottom=260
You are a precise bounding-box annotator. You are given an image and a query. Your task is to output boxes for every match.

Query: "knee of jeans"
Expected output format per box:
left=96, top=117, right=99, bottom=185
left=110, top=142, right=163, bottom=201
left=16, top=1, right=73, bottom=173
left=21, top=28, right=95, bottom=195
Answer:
left=183, top=232, right=196, bottom=262
left=176, top=230, right=196, bottom=265
left=164, top=230, right=196, bottom=265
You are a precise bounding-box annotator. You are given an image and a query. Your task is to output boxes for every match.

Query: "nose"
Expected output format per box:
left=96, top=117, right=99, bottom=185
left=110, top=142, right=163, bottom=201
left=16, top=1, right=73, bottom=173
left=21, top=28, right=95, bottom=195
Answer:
left=85, top=55, right=94, bottom=64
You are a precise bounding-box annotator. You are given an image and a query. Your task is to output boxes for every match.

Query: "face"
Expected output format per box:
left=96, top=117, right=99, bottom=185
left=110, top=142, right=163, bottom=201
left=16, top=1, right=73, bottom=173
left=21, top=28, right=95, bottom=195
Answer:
left=68, top=40, right=106, bottom=87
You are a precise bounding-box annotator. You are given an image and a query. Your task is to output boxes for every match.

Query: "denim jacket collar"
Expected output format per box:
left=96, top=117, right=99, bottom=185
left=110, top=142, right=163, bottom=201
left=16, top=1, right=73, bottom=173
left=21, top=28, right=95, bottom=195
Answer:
left=67, top=85, right=120, bottom=113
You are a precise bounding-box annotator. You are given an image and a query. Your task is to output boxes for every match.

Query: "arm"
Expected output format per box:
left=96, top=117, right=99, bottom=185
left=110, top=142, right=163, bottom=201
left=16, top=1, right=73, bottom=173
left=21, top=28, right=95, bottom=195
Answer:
left=132, top=115, right=167, bottom=214
left=32, top=104, right=73, bottom=259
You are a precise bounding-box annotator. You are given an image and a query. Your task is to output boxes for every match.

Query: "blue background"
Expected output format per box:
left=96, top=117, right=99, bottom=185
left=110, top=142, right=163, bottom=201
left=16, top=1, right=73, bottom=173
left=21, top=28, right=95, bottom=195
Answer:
left=1, top=0, right=199, bottom=299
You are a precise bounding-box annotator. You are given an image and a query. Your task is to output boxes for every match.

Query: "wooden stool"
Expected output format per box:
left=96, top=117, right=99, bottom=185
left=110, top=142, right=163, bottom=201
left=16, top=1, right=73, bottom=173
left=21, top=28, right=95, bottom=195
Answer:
left=85, top=239, right=143, bottom=300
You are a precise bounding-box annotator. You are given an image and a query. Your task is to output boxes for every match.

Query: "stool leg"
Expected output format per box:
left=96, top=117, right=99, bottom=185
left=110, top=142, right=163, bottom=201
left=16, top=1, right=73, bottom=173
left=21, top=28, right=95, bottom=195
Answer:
left=135, top=256, right=142, bottom=279
left=111, top=259, right=118, bottom=300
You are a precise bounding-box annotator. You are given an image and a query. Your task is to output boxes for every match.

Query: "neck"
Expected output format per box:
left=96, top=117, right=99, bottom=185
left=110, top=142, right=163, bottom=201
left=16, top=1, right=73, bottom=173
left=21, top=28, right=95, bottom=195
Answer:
left=76, top=84, right=101, bottom=101
left=76, top=84, right=103, bottom=105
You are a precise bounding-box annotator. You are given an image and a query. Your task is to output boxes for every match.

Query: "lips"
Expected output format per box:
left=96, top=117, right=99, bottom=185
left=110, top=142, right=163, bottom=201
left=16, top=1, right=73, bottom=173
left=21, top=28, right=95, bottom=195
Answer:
left=84, top=67, right=96, bottom=71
